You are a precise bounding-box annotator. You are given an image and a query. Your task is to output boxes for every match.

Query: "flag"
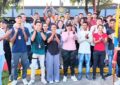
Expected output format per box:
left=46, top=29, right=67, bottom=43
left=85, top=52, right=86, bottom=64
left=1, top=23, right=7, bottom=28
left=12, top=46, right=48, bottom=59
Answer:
left=112, top=50, right=118, bottom=68
left=112, top=6, right=120, bottom=85
left=114, top=6, right=120, bottom=47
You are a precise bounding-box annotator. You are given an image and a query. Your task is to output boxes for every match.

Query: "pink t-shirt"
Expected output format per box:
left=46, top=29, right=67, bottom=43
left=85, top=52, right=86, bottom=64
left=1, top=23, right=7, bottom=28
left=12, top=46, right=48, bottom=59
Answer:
left=61, top=31, right=76, bottom=51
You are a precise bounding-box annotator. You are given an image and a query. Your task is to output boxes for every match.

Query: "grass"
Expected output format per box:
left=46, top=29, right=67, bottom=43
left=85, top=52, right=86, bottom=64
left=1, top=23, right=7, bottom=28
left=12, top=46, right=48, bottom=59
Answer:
left=2, top=71, right=9, bottom=85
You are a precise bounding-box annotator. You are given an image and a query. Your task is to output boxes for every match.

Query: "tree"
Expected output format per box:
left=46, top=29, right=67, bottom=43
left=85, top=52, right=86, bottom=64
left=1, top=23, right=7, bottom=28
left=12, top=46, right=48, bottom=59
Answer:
left=92, top=0, right=113, bottom=15
left=70, top=0, right=91, bottom=14
left=0, top=0, right=21, bottom=17
left=70, top=0, right=113, bottom=15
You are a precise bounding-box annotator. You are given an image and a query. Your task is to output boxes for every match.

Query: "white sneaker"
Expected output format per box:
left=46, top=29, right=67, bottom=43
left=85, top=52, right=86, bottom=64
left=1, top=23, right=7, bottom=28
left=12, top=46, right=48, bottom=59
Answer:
left=114, top=80, right=120, bottom=85
left=49, top=81, right=54, bottom=84
left=55, top=80, right=59, bottom=83
left=41, top=79, right=47, bottom=84
left=11, top=80, right=17, bottom=85
left=71, top=76, right=78, bottom=81
left=28, top=80, right=35, bottom=85
left=63, top=76, right=67, bottom=82
left=22, top=79, right=28, bottom=85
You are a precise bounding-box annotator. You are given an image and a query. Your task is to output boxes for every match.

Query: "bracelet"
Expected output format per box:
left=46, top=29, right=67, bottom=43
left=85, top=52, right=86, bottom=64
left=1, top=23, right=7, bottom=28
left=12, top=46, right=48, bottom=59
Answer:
left=40, top=31, right=43, bottom=33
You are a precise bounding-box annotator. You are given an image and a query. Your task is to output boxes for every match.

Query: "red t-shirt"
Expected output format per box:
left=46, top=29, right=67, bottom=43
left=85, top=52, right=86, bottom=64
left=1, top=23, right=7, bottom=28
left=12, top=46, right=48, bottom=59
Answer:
left=91, top=19, right=97, bottom=26
left=93, top=33, right=107, bottom=51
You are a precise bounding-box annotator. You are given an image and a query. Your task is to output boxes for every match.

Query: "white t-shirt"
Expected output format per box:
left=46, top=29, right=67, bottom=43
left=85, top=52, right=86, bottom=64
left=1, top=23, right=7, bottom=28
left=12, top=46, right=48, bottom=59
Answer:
left=0, top=28, right=5, bottom=55
left=23, top=22, right=33, bottom=45
left=77, top=30, right=92, bottom=54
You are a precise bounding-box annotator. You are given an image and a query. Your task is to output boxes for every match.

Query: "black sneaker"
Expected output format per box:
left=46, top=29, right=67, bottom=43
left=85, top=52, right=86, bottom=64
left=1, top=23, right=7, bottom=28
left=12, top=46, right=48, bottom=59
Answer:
left=105, top=74, right=112, bottom=77
left=102, top=75, right=106, bottom=80
left=78, top=74, right=82, bottom=80
left=93, top=76, right=96, bottom=80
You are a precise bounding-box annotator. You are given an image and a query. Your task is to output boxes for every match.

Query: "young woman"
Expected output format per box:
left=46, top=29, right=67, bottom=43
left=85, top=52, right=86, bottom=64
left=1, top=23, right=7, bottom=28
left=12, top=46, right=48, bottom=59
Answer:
left=0, top=22, right=6, bottom=85
left=56, top=20, right=64, bottom=34
left=46, top=23, right=60, bottom=83
left=29, top=20, right=47, bottom=84
left=61, top=23, right=78, bottom=82
left=93, top=24, right=107, bottom=80
left=2, top=21, right=12, bottom=80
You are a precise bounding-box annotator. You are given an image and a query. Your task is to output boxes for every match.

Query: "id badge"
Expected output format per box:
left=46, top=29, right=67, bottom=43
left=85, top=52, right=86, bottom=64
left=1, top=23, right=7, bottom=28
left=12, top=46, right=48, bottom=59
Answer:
left=38, top=44, right=41, bottom=48
left=18, top=36, right=21, bottom=40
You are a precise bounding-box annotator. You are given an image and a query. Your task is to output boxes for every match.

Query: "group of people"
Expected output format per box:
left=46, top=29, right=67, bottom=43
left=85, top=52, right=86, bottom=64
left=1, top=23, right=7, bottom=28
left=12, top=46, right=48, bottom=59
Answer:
left=0, top=4, right=120, bottom=85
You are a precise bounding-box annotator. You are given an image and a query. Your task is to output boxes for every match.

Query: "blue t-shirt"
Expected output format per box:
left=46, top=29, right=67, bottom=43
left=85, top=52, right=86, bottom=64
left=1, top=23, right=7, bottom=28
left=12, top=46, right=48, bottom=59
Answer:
left=10, top=27, right=30, bottom=53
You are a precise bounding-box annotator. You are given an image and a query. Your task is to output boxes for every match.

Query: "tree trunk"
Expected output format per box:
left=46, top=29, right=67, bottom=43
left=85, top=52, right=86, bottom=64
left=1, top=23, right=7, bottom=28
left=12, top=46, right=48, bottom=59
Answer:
left=92, top=0, right=96, bottom=13
left=84, top=0, right=89, bottom=14
left=96, top=0, right=101, bottom=16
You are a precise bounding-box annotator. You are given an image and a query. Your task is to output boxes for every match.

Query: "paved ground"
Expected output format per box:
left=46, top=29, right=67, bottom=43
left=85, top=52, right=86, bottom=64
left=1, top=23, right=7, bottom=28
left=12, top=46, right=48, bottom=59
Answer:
left=13, top=74, right=117, bottom=85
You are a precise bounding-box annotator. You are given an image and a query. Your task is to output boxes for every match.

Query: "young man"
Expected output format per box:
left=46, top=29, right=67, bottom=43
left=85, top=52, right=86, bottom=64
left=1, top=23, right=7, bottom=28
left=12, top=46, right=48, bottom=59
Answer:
left=20, top=13, right=33, bottom=64
left=10, top=15, right=30, bottom=85
left=0, top=22, right=6, bottom=85
left=106, top=19, right=116, bottom=77
left=2, top=21, right=12, bottom=79
left=29, top=20, right=47, bottom=85
left=77, top=22, right=92, bottom=80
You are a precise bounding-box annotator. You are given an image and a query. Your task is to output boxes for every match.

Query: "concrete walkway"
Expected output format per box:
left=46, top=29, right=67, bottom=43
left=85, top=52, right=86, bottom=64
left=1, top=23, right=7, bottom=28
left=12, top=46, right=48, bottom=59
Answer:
left=14, top=74, right=117, bottom=85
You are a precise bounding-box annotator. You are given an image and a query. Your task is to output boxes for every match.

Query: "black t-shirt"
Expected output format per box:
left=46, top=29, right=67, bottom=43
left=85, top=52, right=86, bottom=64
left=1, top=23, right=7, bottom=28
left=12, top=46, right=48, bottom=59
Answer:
left=3, top=40, right=11, bottom=53
left=47, top=33, right=60, bottom=55
left=107, top=27, right=114, bottom=50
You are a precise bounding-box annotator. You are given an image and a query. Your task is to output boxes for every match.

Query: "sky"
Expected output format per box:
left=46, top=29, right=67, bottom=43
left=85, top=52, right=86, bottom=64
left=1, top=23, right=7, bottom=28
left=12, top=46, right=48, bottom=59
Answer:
left=21, top=0, right=79, bottom=6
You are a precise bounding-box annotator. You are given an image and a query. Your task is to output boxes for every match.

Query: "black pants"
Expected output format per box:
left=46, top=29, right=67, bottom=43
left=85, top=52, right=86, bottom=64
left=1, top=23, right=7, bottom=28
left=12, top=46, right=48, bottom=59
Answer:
left=93, top=51, right=105, bottom=76
left=117, top=51, right=120, bottom=77
left=62, top=49, right=77, bottom=76
left=5, top=51, right=11, bottom=75
left=27, top=45, right=32, bottom=64
left=90, top=46, right=94, bottom=67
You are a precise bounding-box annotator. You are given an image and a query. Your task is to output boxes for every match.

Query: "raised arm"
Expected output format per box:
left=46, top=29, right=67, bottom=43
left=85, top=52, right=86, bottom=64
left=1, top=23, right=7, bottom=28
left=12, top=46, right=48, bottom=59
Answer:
left=47, top=33, right=55, bottom=43
left=55, top=34, right=60, bottom=44
left=41, top=32, right=46, bottom=41
left=0, top=29, right=12, bottom=41
left=61, top=32, right=69, bottom=42
left=31, top=30, right=37, bottom=42
left=21, top=27, right=28, bottom=42
left=10, top=28, right=18, bottom=44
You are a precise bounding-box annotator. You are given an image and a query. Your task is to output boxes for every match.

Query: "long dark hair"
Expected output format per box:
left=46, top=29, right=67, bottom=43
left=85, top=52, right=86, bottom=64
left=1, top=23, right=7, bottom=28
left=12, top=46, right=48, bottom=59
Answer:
left=56, top=20, right=64, bottom=29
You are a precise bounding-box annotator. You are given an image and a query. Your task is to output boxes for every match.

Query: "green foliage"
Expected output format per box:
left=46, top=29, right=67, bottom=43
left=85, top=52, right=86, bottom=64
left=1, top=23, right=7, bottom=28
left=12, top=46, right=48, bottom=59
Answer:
left=98, top=0, right=113, bottom=10
left=2, top=71, right=9, bottom=85
left=0, top=0, right=21, bottom=17
left=70, top=0, right=77, bottom=5
left=69, top=0, right=113, bottom=14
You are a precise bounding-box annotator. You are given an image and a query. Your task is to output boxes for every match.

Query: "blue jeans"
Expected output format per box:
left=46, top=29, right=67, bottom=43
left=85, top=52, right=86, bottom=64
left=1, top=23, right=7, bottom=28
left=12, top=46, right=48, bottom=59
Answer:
left=12, top=52, right=28, bottom=80
left=108, top=50, right=114, bottom=74
left=78, top=53, right=91, bottom=75
left=0, top=55, right=5, bottom=85
left=46, top=51, right=60, bottom=82
left=108, top=50, right=118, bottom=75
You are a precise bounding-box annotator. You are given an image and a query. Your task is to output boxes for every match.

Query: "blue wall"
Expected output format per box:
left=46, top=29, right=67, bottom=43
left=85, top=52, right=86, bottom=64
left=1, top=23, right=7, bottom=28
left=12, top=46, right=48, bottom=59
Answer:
left=2, top=6, right=116, bottom=17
